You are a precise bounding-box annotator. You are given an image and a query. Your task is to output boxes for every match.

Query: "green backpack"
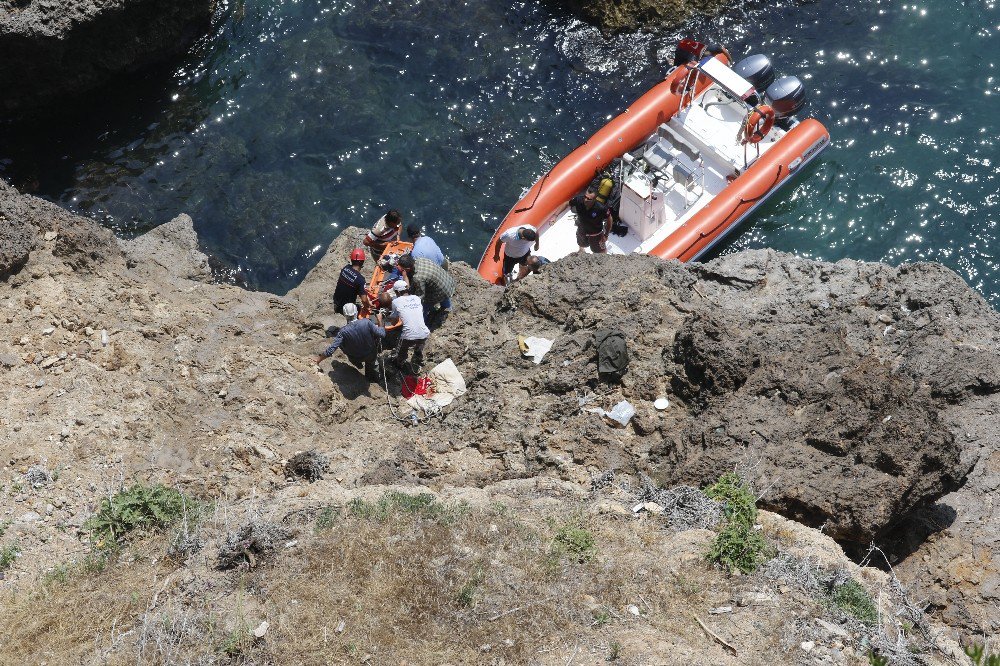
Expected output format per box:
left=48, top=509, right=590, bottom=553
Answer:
left=595, top=329, right=629, bottom=382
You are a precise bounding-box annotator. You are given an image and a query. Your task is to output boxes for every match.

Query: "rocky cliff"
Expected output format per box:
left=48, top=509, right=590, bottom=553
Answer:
left=1, top=180, right=999, bottom=660
left=0, top=0, right=214, bottom=116
left=548, top=0, right=732, bottom=34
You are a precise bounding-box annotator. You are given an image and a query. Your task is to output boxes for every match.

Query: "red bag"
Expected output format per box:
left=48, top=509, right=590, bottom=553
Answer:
left=401, top=376, right=433, bottom=399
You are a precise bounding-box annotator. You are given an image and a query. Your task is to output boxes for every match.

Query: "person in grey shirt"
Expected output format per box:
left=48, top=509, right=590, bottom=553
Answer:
left=312, top=304, right=386, bottom=380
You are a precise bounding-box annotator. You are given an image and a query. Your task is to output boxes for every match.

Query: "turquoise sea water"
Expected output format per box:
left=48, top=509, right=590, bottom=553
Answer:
left=1, top=0, right=997, bottom=298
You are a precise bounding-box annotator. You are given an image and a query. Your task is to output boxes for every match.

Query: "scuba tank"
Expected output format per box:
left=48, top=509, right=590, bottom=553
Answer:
left=595, top=176, right=614, bottom=205
left=589, top=171, right=615, bottom=205
left=590, top=166, right=629, bottom=237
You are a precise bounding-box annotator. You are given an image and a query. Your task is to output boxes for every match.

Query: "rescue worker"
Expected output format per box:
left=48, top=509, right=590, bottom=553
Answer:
left=406, top=224, right=446, bottom=267
left=364, top=209, right=403, bottom=258
left=570, top=188, right=612, bottom=254
left=396, top=253, right=455, bottom=316
left=491, top=224, right=538, bottom=285
left=387, top=280, right=430, bottom=371
left=511, top=255, right=551, bottom=284
left=333, top=248, right=372, bottom=315
left=312, top=304, right=386, bottom=380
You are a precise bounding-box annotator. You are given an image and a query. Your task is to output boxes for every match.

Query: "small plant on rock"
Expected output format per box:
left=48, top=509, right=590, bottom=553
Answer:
left=830, top=579, right=877, bottom=625
left=0, top=543, right=20, bottom=571
left=704, top=473, right=773, bottom=574
left=551, top=520, right=597, bottom=563
left=86, top=483, right=194, bottom=551
left=965, top=642, right=1000, bottom=666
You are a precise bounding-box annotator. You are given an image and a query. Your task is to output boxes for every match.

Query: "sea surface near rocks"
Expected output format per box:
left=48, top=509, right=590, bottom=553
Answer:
left=0, top=0, right=997, bottom=296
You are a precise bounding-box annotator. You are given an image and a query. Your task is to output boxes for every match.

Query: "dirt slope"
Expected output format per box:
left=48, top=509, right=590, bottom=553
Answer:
left=0, top=182, right=998, bottom=657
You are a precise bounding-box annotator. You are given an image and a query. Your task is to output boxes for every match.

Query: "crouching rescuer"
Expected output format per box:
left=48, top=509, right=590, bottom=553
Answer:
left=312, top=303, right=386, bottom=381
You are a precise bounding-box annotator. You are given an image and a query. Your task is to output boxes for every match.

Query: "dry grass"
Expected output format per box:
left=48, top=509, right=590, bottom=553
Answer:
left=0, top=494, right=818, bottom=665
left=262, top=497, right=727, bottom=664
left=0, top=545, right=167, bottom=664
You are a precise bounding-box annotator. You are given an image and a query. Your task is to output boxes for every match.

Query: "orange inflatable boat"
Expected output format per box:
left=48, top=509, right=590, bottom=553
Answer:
left=478, top=41, right=830, bottom=284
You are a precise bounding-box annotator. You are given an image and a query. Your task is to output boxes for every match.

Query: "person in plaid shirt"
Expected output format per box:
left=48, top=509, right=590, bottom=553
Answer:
left=397, top=253, right=455, bottom=316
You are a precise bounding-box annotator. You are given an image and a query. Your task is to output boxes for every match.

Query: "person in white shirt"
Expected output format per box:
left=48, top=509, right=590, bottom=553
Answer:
left=491, top=224, right=538, bottom=285
left=387, top=280, right=430, bottom=371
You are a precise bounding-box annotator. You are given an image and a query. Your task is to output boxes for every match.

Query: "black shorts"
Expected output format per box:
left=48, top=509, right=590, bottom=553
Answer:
left=502, top=250, right=531, bottom=276
left=576, top=228, right=607, bottom=253
left=334, top=300, right=352, bottom=315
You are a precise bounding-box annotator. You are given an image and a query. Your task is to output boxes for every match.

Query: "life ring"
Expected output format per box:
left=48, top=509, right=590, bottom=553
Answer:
left=669, top=64, right=699, bottom=96
left=739, top=105, right=775, bottom=144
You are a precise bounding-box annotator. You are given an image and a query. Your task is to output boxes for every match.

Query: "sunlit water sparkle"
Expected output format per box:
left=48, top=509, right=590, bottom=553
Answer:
left=0, top=0, right=997, bottom=299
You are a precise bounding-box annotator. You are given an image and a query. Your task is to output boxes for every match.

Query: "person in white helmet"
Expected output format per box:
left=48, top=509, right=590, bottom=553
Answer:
left=387, top=279, right=429, bottom=371
left=312, top=303, right=386, bottom=380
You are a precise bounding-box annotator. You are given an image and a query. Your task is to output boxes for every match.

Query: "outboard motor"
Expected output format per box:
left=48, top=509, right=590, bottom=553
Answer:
left=733, top=54, right=775, bottom=93
left=765, top=76, right=807, bottom=118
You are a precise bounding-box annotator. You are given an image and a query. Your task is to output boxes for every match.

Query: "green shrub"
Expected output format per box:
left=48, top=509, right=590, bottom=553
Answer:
left=221, top=623, right=252, bottom=657
left=456, top=568, right=484, bottom=608
left=0, top=543, right=19, bottom=571
left=314, top=506, right=337, bottom=530
left=86, top=483, right=194, bottom=550
left=704, top=473, right=773, bottom=574
left=552, top=521, right=597, bottom=563
left=347, top=492, right=463, bottom=524
left=831, top=579, right=877, bottom=625
left=42, top=563, right=72, bottom=586
left=965, top=642, right=1000, bottom=666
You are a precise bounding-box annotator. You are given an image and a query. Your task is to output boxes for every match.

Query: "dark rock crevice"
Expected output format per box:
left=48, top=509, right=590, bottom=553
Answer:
left=0, top=0, right=215, bottom=117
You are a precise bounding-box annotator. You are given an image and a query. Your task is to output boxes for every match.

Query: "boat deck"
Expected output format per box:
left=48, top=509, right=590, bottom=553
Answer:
left=526, top=82, right=790, bottom=269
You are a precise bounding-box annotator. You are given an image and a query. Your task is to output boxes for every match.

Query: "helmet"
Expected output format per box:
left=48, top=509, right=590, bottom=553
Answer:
left=392, top=280, right=408, bottom=293
left=341, top=302, right=358, bottom=318
left=350, top=248, right=366, bottom=262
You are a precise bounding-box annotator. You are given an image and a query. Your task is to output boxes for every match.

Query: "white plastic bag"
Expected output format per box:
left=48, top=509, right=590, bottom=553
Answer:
left=606, top=400, right=635, bottom=427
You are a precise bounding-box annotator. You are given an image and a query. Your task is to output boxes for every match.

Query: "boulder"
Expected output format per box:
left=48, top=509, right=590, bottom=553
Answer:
left=0, top=211, right=34, bottom=275
left=0, top=178, right=121, bottom=271
left=655, top=251, right=997, bottom=549
left=118, top=213, right=211, bottom=281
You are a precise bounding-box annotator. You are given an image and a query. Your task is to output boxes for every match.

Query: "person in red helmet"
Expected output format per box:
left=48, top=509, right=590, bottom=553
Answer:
left=333, top=248, right=372, bottom=315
